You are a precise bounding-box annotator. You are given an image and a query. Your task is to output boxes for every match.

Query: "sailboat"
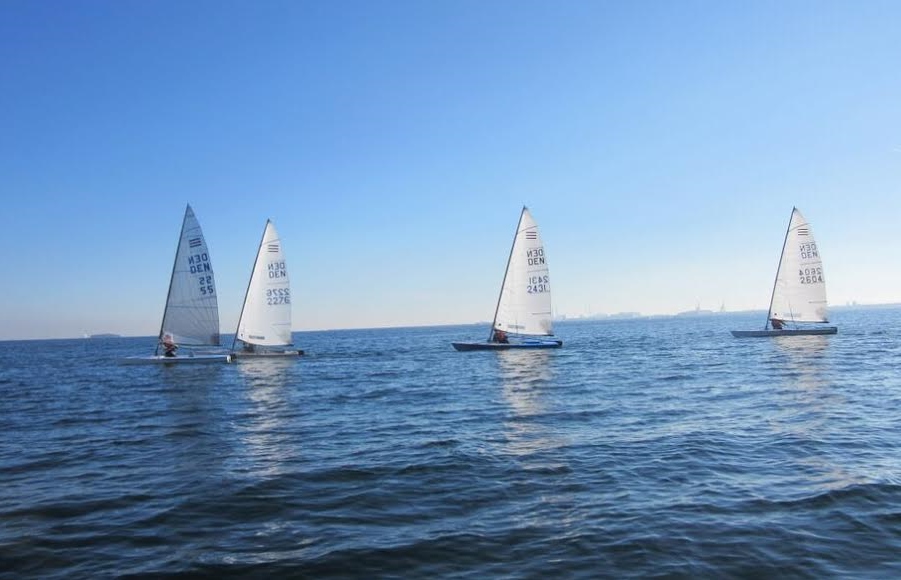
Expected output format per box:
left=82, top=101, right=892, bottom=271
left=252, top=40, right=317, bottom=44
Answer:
left=123, top=205, right=232, bottom=363
left=731, top=207, right=838, bottom=338
left=231, top=220, right=302, bottom=358
left=452, top=206, right=563, bottom=351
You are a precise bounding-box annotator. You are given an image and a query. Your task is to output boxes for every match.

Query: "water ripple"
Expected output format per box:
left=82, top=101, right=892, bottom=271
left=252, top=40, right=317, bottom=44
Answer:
left=2, top=311, right=901, bottom=577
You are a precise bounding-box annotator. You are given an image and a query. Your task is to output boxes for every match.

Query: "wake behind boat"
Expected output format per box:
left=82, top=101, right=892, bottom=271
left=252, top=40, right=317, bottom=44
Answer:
left=230, top=220, right=302, bottom=359
left=452, top=206, right=563, bottom=352
left=123, top=204, right=231, bottom=364
left=731, top=207, right=838, bottom=338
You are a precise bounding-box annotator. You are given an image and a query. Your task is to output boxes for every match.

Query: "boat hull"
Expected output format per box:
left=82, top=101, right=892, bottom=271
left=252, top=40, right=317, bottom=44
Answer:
left=232, top=349, right=304, bottom=359
left=731, top=327, right=838, bottom=338
left=121, top=354, right=232, bottom=364
left=452, top=339, right=563, bottom=351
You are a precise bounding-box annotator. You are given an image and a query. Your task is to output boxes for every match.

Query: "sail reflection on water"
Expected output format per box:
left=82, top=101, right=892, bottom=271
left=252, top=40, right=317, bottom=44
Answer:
left=767, top=335, right=867, bottom=490
left=497, top=350, right=565, bottom=459
left=161, top=365, right=234, bottom=481
left=774, top=334, right=832, bottom=392
left=496, top=350, right=580, bottom=530
left=232, top=358, right=301, bottom=478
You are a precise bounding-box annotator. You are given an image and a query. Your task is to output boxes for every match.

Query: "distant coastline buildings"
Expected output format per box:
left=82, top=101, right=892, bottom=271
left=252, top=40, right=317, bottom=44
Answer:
left=554, top=311, right=643, bottom=321
left=554, top=303, right=733, bottom=321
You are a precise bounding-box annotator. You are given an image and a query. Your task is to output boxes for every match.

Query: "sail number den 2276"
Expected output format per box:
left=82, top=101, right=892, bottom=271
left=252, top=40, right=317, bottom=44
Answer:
left=265, top=261, right=290, bottom=305
left=266, top=288, right=290, bottom=306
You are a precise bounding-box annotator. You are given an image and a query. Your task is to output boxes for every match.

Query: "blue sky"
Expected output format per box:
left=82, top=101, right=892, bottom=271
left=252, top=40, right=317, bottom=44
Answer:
left=1, top=0, right=900, bottom=339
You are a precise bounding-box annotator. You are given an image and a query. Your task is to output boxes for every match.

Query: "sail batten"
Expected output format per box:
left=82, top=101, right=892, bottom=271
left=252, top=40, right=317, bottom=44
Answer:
left=159, top=205, right=221, bottom=346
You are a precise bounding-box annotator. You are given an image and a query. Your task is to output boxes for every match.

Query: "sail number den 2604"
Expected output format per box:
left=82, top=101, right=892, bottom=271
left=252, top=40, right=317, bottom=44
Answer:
left=799, top=267, right=824, bottom=285
left=798, top=242, right=818, bottom=260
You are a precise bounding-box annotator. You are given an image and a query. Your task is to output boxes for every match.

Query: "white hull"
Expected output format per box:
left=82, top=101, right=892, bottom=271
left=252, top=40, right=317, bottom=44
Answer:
left=121, top=354, right=232, bottom=365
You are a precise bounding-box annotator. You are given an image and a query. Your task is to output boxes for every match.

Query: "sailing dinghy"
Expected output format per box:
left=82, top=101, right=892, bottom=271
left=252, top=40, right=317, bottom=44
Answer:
left=231, top=220, right=302, bottom=358
left=731, top=207, right=838, bottom=338
left=123, top=205, right=232, bottom=364
left=453, top=206, right=563, bottom=351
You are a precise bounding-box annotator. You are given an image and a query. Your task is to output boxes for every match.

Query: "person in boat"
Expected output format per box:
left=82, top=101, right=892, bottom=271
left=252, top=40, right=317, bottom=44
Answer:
left=492, top=329, right=509, bottom=344
left=242, top=342, right=256, bottom=353
left=770, top=318, right=785, bottom=330
left=161, top=334, right=178, bottom=357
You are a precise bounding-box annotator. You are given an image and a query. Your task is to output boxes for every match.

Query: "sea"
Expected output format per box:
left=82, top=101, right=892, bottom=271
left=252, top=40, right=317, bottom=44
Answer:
left=2, top=307, right=901, bottom=578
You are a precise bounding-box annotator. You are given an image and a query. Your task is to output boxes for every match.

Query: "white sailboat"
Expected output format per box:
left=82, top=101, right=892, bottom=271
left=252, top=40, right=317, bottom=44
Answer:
left=123, top=205, right=232, bottom=363
left=453, top=206, right=563, bottom=351
left=732, top=207, right=838, bottom=337
left=231, top=220, right=302, bottom=358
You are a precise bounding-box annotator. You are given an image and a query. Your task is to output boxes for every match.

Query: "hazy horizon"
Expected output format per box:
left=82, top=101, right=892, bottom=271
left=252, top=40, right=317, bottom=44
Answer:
left=6, top=301, right=894, bottom=342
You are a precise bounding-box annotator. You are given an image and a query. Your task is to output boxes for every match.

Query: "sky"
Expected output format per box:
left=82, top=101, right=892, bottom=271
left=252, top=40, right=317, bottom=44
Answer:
left=1, top=0, right=900, bottom=340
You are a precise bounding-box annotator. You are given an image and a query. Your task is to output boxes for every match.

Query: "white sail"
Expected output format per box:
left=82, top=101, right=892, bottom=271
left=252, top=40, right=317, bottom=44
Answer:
left=768, top=207, right=830, bottom=323
left=234, top=220, right=293, bottom=347
left=493, top=207, right=555, bottom=336
left=159, top=205, right=221, bottom=346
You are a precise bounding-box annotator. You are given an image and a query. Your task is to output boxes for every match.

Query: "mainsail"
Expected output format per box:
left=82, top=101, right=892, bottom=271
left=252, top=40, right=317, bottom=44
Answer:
left=768, top=207, right=830, bottom=324
left=234, top=220, right=293, bottom=348
left=158, top=205, right=221, bottom=347
left=492, top=207, right=555, bottom=337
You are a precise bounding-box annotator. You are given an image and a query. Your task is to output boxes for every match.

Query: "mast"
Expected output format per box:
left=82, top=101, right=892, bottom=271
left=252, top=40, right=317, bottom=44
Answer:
left=764, top=207, right=795, bottom=330
left=488, top=206, right=527, bottom=342
left=155, top=205, right=191, bottom=355
left=231, top=219, right=270, bottom=351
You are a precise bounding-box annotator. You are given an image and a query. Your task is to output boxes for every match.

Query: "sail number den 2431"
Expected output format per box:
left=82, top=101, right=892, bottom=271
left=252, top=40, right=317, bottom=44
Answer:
left=527, top=275, right=550, bottom=294
left=526, top=248, right=549, bottom=294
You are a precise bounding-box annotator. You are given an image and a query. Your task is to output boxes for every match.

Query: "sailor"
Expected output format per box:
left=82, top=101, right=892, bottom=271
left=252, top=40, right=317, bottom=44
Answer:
left=492, top=329, right=509, bottom=343
left=770, top=318, right=785, bottom=330
left=161, top=333, right=178, bottom=357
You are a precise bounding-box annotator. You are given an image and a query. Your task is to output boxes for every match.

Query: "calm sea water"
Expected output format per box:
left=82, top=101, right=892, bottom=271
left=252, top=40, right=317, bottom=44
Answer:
left=2, top=308, right=901, bottom=578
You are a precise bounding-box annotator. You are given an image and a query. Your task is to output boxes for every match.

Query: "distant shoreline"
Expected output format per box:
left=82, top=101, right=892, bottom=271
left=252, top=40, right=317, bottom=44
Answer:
left=2, top=303, right=898, bottom=342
